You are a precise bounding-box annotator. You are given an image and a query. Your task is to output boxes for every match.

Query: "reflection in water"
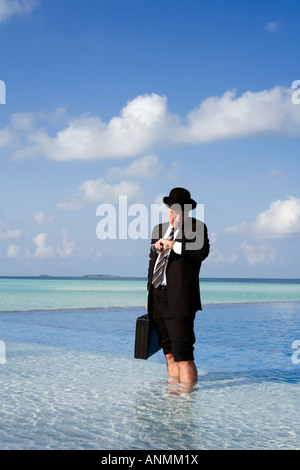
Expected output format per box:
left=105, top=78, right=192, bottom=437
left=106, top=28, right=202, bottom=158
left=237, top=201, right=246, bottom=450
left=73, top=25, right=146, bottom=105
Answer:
left=133, top=380, right=200, bottom=450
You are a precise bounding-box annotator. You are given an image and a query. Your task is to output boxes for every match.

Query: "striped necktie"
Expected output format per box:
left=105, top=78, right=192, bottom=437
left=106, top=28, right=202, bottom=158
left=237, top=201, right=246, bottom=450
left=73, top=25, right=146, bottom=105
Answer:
left=152, top=227, right=174, bottom=288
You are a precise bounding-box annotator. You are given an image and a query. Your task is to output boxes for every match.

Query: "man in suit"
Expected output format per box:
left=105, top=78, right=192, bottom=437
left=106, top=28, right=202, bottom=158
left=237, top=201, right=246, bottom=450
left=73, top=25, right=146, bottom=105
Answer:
left=146, top=187, right=210, bottom=390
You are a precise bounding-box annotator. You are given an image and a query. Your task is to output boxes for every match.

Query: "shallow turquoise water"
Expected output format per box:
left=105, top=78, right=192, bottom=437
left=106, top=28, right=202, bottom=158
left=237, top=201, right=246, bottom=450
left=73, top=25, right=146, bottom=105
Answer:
left=0, top=302, right=300, bottom=449
left=0, top=278, right=299, bottom=312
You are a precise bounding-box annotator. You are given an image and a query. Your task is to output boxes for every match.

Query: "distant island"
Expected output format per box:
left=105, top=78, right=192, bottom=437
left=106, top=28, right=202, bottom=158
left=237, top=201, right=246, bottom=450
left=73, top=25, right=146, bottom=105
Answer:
left=37, top=274, right=147, bottom=280
left=38, top=274, right=120, bottom=279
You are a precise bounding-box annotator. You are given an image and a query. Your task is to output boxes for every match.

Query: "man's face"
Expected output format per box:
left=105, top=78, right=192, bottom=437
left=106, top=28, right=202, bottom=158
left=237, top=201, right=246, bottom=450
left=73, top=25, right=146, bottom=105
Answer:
left=167, top=208, right=188, bottom=228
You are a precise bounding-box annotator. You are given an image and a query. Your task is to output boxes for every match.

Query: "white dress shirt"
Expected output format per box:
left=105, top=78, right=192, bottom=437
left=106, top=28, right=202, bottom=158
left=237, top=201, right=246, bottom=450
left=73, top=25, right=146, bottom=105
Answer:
left=153, top=224, right=182, bottom=286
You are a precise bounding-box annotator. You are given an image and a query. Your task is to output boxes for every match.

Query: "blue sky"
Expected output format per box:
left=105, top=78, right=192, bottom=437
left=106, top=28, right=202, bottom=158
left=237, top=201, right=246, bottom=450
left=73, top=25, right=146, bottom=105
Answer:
left=0, top=0, right=300, bottom=278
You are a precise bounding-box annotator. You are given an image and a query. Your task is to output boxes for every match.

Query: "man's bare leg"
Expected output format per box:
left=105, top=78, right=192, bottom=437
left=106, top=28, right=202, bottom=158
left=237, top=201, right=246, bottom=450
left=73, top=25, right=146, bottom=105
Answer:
left=165, top=355, right=198, bottom=392
left=165, top=353, right=180, bottom=382
left=178, top=360, right=198, bottom=385
left=167, top=360, right=197, bottom=394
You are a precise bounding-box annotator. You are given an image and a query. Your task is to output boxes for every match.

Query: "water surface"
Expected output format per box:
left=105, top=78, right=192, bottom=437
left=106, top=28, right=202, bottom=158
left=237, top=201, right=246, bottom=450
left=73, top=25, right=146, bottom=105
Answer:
left=1, top=301, right=300, bottom=449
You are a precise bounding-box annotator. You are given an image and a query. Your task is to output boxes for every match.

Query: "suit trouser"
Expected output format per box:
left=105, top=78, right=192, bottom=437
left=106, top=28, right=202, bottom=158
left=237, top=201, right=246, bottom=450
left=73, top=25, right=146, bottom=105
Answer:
left=151, top=286, right=195, bottom=362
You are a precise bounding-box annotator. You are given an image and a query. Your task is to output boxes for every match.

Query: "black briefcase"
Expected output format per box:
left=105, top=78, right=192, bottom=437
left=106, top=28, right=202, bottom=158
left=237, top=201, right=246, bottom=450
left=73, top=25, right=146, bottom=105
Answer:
left=134, top=314, right=161, bottom=360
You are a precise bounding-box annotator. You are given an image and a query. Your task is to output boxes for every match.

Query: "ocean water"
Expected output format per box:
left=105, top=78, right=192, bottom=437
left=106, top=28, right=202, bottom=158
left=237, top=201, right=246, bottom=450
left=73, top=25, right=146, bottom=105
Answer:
left=0, top=278, right=300, bottom=450
left=0, top=277, right=300, bottom=312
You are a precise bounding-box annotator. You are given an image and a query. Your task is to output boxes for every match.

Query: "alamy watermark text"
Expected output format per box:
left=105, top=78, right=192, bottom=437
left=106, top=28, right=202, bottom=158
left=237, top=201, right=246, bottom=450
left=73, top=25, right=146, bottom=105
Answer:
left=0, top=80, right=6, bottom=104
left=96, top=196, right=205, bottom=249
left=292, top=80, right=300, bottom=104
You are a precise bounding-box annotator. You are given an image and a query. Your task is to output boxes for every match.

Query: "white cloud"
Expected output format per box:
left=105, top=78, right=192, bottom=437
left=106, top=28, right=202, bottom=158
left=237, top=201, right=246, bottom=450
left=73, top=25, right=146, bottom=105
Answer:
left=10, top=109, right=67, bottom=131
left=79, top=178, right=141, bottom=203
left=0, top=223, right=21, bottom=239
left=56, top=195, right=85, bottom=212
left=26, top=233, right=54, bottom=259
left=0, top=128, right=12, bottom=147
left=153, top=193, right=165, bottom=205
left=13, top=94, right=171, bottom=161
left=224, top=222, right=246, bottom=235
left=267, top=169, right=288, bottom=179
left=209, top=231, right=218, bottom=244
left=34, top=212, right=45, bottom=224
left=0, top=229, right=22, bottom=239
left=206, top=231, right=238, bottom=264
left=207, top=231, right=277, bottom=266
left=11, top=111, right=35, bottom=131
left=0, top=0, right=38, bottom=24
left=3, top=86, right=300, bottom=161
left=208, top=248, right=238, bottom=264
left=6, top=244, right=21, bottom=258
left=8, top=230, right=75, bottom=259
left=239, top=240, right=275, bottom=266
left=33, top=212, right=54, bottom=224
left=107, top=154, right=162, bottom=180
left=57, top=229, right=76, bottom=259
left=177, top=87, right=300, bottom=144
left=57, top=178, right=142, bottom=210
left=224, top=196, right=300, bottom=240
left=264, top=21, right=279, bottom=33
left=253, top=196, right=300, bottom=238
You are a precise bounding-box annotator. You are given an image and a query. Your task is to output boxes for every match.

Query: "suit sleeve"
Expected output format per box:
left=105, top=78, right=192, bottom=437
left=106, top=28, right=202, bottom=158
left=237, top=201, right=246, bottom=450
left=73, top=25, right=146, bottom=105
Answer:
left=147, top=224, right=163, bottom=292
left=147, top=244, right=154, bottom=293
left=178, top=220, right=210, bottom=262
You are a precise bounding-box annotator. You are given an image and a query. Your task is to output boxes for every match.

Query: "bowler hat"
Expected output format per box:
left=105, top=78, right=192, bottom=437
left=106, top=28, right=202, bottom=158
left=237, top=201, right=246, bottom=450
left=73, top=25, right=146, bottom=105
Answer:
left=163, top=187, right=197, bottom=210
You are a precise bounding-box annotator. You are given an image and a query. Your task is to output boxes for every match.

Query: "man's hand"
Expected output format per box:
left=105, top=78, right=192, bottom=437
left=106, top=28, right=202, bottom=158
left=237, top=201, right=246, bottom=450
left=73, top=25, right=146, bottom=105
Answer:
left=151, top=238, right=175, bottom=253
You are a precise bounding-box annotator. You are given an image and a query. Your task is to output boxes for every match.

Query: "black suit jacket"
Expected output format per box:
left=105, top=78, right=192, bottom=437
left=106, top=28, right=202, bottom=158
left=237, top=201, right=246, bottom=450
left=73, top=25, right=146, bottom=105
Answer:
left=147, top=217, right=210, bottom=317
